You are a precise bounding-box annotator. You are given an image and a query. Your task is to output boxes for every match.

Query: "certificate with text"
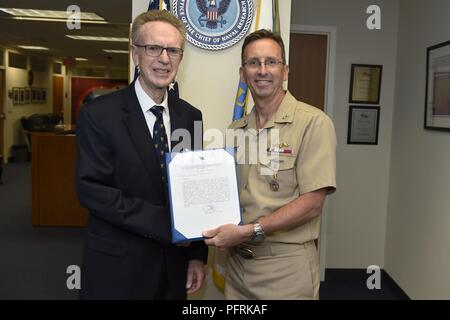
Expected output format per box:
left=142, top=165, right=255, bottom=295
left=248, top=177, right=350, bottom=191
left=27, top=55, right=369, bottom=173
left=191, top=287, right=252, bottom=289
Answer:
left=166, top=149, right=242, bottom=243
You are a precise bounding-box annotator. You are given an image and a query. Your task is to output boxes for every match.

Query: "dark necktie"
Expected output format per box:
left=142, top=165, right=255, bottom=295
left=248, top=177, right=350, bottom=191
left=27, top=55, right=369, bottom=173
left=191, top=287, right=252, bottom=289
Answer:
left=150, top=105, right=169, bottom=187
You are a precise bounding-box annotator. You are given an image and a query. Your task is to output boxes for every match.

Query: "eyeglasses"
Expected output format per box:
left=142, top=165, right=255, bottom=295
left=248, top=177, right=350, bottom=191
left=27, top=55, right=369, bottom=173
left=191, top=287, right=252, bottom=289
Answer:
left=243, top=58, right=284, bottom=69
left=134, top=44, right=183, bottom=58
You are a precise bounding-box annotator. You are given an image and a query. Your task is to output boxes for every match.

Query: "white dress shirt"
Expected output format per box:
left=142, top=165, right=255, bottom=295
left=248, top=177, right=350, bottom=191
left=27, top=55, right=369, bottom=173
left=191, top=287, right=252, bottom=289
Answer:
left=134, top=79, right=171, bottom=150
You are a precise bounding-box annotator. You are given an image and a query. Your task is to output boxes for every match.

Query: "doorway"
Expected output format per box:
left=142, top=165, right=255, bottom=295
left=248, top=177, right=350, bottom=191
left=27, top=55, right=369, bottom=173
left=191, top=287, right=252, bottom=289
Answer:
left=52, top=76, right=64, bottom=119
left=0, top=69, right=5, bottom=162
left=288, top=33, right=327, bottom=110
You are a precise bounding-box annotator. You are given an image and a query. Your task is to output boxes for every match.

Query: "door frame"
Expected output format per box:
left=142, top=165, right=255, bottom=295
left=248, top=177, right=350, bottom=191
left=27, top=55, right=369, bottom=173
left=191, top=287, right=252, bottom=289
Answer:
left=0, top=68, right=5, bottom=162
left=52, top=75, right=64, bottom=117
left=290, top=24, right=337, bottom=281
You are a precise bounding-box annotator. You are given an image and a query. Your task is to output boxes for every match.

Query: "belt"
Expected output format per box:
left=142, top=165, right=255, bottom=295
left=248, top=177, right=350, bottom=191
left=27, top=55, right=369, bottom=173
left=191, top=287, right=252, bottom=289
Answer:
left=233, top=241, right=315, bottom=259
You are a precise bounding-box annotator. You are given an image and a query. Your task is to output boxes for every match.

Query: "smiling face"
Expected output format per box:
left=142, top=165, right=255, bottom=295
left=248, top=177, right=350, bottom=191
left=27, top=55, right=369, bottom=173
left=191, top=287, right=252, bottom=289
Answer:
left=132, top=21, right=183, bottom=101
left=240, top=38, right=289, bottom=102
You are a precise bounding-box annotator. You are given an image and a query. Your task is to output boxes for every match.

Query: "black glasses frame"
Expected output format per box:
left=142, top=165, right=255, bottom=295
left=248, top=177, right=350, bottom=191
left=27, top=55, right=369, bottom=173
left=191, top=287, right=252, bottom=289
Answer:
left=134, top=44, right=184, bottom=58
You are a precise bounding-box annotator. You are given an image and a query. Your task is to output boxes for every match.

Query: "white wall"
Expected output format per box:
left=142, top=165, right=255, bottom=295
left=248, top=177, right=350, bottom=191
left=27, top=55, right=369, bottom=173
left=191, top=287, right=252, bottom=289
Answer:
left=385, top=0, right=450, bottom=299
left=291, top=0, right=399, bottom=268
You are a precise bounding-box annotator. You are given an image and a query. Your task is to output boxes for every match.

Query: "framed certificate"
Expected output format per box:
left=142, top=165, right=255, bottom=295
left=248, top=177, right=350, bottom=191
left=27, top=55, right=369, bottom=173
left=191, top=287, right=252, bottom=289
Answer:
left=349, top=64, right=382, bottom=104
left=19, top=88, right=25, bottom=105
left=424, top=40, right=450, bottom=131
left=347, top=105, right=380, bottom=145
left=12, top=87, right=20, bottom=105
left=166, top=148, right=242, bottom=243
left=32, top=87, right=40, bottom=103
left=40, top=88, right=47, bottom=103
left=24, top=87, right=31, bottom=104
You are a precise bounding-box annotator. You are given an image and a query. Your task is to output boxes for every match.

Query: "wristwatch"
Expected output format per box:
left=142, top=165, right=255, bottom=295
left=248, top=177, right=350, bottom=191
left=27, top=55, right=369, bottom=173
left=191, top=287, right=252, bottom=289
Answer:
left=251, top=223, right=265, bottom=242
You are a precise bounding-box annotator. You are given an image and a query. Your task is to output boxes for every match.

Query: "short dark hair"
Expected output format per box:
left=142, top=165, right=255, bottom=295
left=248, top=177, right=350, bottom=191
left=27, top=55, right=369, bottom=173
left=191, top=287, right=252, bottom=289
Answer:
left=241, top=29, right=286, bottom=65
left=131, top=10, right=186, bottom=48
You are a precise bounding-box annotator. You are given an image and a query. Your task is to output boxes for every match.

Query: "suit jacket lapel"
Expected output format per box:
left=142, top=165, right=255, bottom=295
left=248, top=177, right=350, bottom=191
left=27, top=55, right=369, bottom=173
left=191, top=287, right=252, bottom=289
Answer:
left=168, top=91, right=185, bottom=151
left=121, top=84, right=164, bottom=190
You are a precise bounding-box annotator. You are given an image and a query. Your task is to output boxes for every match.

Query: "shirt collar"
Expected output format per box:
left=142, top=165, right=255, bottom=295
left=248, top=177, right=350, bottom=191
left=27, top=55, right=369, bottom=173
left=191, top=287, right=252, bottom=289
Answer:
left=273, top=91, right=296, bottom=124
left=233, top=91, right=296, bottom=130
left=134, top=79, right=168, bottom=113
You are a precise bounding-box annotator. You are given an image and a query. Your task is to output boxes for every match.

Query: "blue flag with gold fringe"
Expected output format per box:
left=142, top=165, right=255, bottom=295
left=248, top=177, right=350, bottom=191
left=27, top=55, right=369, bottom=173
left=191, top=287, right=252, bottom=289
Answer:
left=232, top=81, right=248, bottom=121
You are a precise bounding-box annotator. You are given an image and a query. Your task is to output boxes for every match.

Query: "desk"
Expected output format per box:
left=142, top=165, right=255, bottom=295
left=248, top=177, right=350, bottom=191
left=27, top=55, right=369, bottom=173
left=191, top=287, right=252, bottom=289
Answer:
left=30, top=128, right=87, bottom=226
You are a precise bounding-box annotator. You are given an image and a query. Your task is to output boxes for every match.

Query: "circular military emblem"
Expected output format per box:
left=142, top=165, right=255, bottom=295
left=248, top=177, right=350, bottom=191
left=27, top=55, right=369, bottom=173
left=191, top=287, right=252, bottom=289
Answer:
left=173, top=0, right=254, bottom=51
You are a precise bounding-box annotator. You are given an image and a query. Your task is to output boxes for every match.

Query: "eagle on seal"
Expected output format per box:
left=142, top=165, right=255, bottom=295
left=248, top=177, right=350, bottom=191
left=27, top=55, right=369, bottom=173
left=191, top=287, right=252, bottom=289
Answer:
left=196, top=0, right=231, bottom=29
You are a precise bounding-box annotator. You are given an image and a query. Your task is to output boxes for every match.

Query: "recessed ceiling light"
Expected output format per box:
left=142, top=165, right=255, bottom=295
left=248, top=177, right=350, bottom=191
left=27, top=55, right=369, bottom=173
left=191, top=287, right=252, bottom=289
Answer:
left=17, top=45, right=49, bottom=50
left=66, top=35, right=129, bottom=42
left=0, top=8, right=107, bottom=24
left=75, top=57, right=88, bottom=61
left=103, top=49, right=129, bottom=54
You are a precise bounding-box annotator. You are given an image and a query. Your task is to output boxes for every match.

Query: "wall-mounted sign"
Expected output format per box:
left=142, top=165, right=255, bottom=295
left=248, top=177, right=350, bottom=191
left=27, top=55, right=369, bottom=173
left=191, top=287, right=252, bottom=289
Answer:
left=347, top=105, right=380, bottom=145
left=173, top=0, right=254, bottom=51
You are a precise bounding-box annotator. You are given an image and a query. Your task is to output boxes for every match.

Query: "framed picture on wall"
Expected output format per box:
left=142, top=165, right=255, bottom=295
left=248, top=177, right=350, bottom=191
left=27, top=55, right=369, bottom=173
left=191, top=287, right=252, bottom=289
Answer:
left=40, top=88, right=47, bottom=103
left=12, top=87, right=20, bottom=105
left=19, top=88, right=25, bottom=105
left=424, top=40, right=450, bottom=131
left=347, top=105, right=380, bottom=145
left=31, top=87, right=40, bottom=103
left=24, top=87, right=31, bottom=104
left=349, top=64, right=383, bottom=104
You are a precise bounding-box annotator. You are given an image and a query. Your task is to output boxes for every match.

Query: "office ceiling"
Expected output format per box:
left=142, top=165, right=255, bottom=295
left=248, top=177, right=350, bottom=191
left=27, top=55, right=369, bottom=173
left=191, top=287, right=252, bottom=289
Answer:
left=0, top=0, right=132, bottom=69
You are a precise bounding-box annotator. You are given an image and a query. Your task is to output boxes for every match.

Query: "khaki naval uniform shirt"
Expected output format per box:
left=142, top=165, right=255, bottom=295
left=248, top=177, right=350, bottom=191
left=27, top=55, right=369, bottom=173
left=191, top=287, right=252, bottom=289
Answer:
left=228, top=91, right=337, bottom=245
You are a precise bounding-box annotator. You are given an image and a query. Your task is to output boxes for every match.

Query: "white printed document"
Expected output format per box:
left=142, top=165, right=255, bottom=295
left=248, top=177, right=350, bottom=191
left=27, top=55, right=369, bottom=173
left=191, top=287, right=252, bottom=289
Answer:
left=166, top=149, right=242, bottom=243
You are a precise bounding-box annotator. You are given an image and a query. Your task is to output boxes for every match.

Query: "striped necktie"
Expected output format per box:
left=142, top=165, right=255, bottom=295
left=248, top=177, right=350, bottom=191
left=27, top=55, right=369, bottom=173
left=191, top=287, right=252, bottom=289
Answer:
left=150, top=105, right=169, bottom=186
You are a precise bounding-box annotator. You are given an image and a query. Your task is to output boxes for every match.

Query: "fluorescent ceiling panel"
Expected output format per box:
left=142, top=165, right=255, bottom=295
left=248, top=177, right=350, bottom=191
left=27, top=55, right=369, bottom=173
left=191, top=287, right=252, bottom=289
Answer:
left=66, top=35, right=129, bottom=42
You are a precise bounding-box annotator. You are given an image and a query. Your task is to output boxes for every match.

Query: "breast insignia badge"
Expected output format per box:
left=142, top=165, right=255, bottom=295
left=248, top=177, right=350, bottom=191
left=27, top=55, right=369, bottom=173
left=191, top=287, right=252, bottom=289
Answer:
left=269, top=174, right=279, bottom=192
